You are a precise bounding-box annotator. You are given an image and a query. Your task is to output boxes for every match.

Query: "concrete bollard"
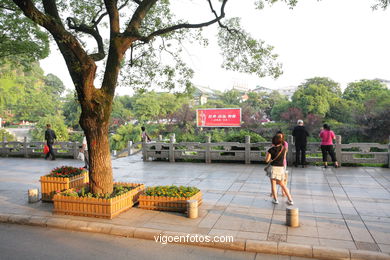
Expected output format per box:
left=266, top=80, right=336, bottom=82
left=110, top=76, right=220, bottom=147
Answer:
left=28, top=189, right=39, bottom=203
left=286, top=207, right=299, bottom=227
left=187, top=200, right=198, bottom=219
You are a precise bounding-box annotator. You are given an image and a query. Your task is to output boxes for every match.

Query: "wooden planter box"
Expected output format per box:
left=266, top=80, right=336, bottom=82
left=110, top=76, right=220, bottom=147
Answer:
left=53, top=183, right=145, bottom=219
left=40, top=171, right=89, bottom=202
left=139, top=191, right=202, bottom=212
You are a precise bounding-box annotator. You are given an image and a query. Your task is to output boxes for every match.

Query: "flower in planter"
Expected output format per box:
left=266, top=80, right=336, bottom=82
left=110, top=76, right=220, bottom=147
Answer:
left=47, top=166, right=85, bottom=178
left=59, top=184, right=137, bottom=199
left=145, top=185, right=200, bottom=198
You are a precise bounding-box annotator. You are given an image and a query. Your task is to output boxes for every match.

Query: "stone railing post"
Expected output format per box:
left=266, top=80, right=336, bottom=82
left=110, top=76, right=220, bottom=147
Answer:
left=142, top=141, right=147, bottom=162
left=388, top=136, right=390, bottom=168
left=128, top=141, right=133, bottom=156
left=169, top=134, right=175, bottom=162
left=336, top=135, right=342, bottom=166
left=158, top=135, right=163, bottom=141
left=245, top=135, right=251, bottom=164
left=205, top=136, right=211, bottom=163
left=3, top=136, right=7, bottom=157
left=287, top=135, right=294, bottom=166
left=24, top=137, right=28, bottom=158
left=73, top=142, right=78, bottom=159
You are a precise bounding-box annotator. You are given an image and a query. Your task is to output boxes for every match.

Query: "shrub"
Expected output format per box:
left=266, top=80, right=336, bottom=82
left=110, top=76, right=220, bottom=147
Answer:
left=145, top=185, right=200, bottom=198
left=47, top=166, right=85, bottom=178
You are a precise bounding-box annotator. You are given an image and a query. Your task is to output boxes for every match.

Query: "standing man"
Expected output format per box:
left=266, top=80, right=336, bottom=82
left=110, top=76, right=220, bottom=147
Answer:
left=292, top=119, right=309, bottom=168
left=80, top=136, right=89, bottom=169
left=44, top=124, right=57, bottom=160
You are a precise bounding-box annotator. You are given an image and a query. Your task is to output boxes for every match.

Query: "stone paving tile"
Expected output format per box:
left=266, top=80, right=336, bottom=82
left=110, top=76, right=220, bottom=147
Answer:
left=208, top=228, right=238, bottom=237
left=236, top=231, right=267, bottom=241
left=288, top=224, right=318, bottom=237
left=319, top=238, right=357, bottom=250
left=365, top=221, right=390, bottom=244
left=198, top=209, right=224, bottom=229
left=316, top=218, right=352, bottom=241
left=355, top=241, right=380, bottom=252
left=345, top=219, right=375, bottom=243
left=287, top=235, right=320, bottom=246
left=378, top=244, right=390, bottom=254
left=268, top=233, right=287, bottom=242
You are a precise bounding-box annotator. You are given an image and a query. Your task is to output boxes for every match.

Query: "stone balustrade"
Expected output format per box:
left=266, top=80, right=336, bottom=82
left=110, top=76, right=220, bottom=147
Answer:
left=142, top=135, right=390, bottom=167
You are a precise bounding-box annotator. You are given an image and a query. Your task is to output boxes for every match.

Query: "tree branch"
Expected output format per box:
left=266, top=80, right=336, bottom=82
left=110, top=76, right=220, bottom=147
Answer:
left=131, top=0, right=228, bottom=43
left=0, top=4, right=17, bottom=11
left=13, top=0, right=97, bottom=99
left=206, top=0, right=237, bottom=34
left=66, top=17, right=105, bottom=61
left=104, top=0, right=120, bottom=33
left=125, top=0, right=158, bottom=34
left=93, top=0, right=130, bottom=27
left=42, top=0, right=64, bottom=27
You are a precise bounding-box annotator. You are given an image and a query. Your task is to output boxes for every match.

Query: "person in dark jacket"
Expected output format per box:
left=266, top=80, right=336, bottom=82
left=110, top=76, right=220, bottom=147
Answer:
left=44, top=124, right=57, bottom=160
left=292, top=120, right=309, bottom=168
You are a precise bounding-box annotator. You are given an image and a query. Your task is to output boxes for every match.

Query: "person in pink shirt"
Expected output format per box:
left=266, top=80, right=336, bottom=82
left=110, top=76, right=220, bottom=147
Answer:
left=319, top=124, right=339, bottom=168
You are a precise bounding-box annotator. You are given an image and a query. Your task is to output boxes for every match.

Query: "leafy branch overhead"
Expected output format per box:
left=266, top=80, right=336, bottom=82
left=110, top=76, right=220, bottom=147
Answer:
left=4, top=0, right=282, bottom=92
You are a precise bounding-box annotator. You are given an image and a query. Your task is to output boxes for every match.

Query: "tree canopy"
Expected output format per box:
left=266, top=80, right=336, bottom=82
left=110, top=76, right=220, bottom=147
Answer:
left=0, top=0, right=49, bottom=61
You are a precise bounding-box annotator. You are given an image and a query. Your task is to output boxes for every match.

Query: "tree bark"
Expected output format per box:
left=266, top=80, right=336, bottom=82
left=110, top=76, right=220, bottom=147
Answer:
left=79, top=89, right=114, bottom=195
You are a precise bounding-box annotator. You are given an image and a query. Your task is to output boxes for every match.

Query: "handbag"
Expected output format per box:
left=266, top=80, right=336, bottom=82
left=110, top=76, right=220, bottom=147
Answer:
left=264, top=146, right=285, bottom=177
left=43, top=145, right=49, bottom=154
left=77, top=151, right=85, bottom=161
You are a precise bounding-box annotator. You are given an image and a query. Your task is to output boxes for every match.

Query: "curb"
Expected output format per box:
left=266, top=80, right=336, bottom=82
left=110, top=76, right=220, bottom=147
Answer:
left=1, top=213, right=389, bottom=260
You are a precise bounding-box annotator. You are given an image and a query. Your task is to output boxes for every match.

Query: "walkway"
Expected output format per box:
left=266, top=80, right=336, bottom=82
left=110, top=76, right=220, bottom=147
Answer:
left=0, top=155, right=389, bottom=257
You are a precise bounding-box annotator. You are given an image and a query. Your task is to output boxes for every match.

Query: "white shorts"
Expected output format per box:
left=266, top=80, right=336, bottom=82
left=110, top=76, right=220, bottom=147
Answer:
left=271, top=166, right=285, bottom=181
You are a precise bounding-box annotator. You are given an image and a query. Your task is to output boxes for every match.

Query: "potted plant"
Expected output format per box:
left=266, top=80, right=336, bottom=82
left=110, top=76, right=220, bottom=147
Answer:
left=53, top=183, right=145, bottom=219
left=139, top=185, right=202, bottom=212
left=40, top=166, right=89, bottom=202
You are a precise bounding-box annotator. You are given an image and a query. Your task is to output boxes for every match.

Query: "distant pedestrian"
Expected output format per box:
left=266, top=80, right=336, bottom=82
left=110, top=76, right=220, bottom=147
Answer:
left=276, top=131, right=288, bottom=197
left=44, top=124, right=56, bottom=160
left=319, top=124, right=339, bottom=168
left=265, top=134, right=294, bottom=205
left=80, top=136, right=89, bottom=169
left=292, top=119, right=309, bottom=168
left=141, top=126, right=151, bottom=143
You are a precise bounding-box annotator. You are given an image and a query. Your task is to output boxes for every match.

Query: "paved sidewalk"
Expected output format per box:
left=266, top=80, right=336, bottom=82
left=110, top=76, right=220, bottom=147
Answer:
left=0, top=156, right=390, bottom=258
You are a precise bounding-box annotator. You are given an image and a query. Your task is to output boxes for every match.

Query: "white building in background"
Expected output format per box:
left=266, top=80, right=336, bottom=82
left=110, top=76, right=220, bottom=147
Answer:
left=193, top=85, right=218, bottom=105
left=252, top=85, right=297, bottom=100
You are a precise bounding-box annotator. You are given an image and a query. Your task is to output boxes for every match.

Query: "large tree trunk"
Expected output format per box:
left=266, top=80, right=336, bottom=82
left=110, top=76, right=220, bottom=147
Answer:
left=79, top=89, right=114, bottom=195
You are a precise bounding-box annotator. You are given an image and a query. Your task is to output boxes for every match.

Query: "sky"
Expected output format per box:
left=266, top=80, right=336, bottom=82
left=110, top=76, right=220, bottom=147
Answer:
left=40, top=0, right=390, bottom=95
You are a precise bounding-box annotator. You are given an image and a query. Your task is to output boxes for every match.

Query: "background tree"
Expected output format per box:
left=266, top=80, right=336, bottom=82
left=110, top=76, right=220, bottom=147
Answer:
left=220, top=89, right=242, bottom=106
left=62, top=91, right=82, bottom=130
left=30, top=114, right=69, bottom=141
left=291, top=77, right=340, bottom=117
left=343, top=79, right=388, bottom=104
left=0, top=59, right=64, bottom=122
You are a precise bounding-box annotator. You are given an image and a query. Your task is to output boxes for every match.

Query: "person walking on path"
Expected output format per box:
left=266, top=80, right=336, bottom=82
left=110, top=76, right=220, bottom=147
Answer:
left=292, top=119, right=309, bottom=168
left=319, top=124, right=339, bottom=168
left=80, top=136, right=89, bottom=169
left=276, top=131, right=288, bottom=197
left=265, top=134, right=294, bottom=205
left=44, top=124, right=56, bottom=160
left=141, top=126, right=151, bottom=143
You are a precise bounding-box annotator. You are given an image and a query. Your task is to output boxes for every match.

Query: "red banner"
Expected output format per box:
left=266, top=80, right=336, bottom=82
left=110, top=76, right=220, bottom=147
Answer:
left=196, top=108, right=241, bottom=127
